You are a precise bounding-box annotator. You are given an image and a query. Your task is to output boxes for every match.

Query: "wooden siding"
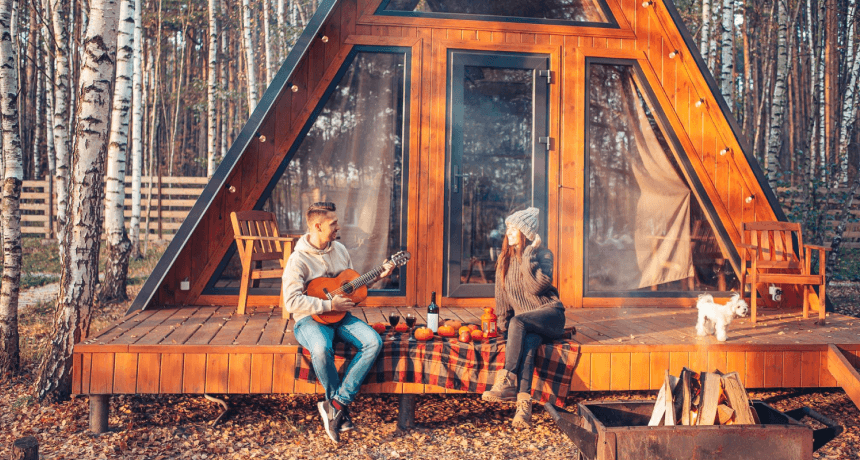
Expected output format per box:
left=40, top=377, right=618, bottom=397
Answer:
left=153, top=0, right=782, bottom=310
left=74, top=307, right=860, bottom=395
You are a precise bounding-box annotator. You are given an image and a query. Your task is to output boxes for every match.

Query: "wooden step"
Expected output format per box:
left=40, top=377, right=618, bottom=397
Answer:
left=826, top=344, right=860, bottom=410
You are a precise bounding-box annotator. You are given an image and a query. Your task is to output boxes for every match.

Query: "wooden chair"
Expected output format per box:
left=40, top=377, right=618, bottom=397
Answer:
left=740, top=221, right=830, bottom=324
left=230, top=211, right=298, bottom=318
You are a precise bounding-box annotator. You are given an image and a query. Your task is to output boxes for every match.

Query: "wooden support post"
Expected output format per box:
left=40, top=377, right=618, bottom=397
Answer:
left=11, top=436, right=39, bottom=460
left=397, top=394, right=416, bottom=430
left=89, top=395, right=110, bottom=434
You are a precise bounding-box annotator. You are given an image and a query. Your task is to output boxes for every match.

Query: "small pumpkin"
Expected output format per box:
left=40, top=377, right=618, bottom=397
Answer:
left=438, top=325, right=457, bottom=337
left=371, top=322, right=386, bottom=334
left=458, top=331, right=472, bottom=343
left=467, top=324, right=480, bottom=331
left=414, top=327, right=434, bottom=341
left=394, top=323, right=409, bottom=333
left=458, top=326, right=471, bottom=336
left=444, top=319, right=462, bottom=330
left=471, top=329, right=484, bottom=341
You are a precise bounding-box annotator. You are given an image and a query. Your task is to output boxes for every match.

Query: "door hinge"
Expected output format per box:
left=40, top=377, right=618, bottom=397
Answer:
left=539, top=70, right=552, bottom=84
left=539, top=137, right=552, bottom=152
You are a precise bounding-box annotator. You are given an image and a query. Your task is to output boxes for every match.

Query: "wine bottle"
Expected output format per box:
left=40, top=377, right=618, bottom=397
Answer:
left=426, top=291, right=439, bottom=333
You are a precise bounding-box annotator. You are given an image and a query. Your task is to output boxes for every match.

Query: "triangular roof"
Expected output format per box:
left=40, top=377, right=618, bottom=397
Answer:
left=128, top=0, right=786, bottom=313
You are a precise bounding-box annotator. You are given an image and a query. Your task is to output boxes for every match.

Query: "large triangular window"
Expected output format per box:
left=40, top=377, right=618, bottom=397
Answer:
left=376, top=0, right=616, bottom=27
left=207, top=48, right=410, bottom=297
left=584, top=61, right=737, bottom=295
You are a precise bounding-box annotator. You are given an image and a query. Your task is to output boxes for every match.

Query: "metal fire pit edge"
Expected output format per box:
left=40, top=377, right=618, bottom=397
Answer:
left=545, top=400, right=842, bottom=460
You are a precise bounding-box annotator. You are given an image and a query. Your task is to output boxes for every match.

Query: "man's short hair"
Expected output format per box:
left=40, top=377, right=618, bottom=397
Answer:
left=307, top=202, right=337, bottom=226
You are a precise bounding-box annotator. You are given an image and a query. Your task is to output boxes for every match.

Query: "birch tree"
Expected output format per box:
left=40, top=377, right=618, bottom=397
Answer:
left=264, top=0, right=274, bottom=84
left=0, top=0, right=22, bottom=375
left=206, top=0, right=218, bottom=177
left=719, top=0, right=733, bottom=107
left=101, top=0, right=135, bottom=303
left=837, top=0, right=859, bottom=184
left=242, top=0, right=257, bottom=114
left=701, top=0, right=711, bottom=67
left=129, top=0, right=143, bottom=257
left=35, top=0, right=119, bottom=401
left=764, top=0, right=790, bottom=188
left=52, top=0, right=71, bottom=250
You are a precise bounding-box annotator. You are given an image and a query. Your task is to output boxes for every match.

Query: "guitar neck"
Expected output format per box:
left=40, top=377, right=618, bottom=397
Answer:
left=348, top=263, right=387, bottom=290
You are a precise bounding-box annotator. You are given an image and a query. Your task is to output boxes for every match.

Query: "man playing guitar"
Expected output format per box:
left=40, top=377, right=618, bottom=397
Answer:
left=282, top=202, right=395, bottom=443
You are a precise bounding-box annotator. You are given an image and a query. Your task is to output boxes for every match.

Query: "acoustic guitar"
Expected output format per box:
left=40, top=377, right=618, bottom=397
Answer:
left=307, top=250, right=411, bottom=324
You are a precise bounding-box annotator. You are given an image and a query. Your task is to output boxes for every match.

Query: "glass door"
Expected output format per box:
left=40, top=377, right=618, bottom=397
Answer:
left=445, top=50, right=549, bottom=298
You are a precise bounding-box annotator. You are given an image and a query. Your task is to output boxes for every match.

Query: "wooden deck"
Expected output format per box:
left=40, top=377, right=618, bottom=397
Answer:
left=72, top=306, right=860, bottom=399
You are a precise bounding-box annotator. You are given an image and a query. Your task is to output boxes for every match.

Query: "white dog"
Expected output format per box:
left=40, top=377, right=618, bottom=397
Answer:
left=695, top=293, right=749, bottom=342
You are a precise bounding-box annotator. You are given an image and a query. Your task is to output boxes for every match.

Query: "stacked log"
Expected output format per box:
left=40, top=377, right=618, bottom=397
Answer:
left=648, top=368, right=758, bottom=426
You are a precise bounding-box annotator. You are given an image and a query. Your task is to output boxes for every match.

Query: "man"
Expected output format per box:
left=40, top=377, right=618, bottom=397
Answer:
left=282, top=202, right=394, bottom=443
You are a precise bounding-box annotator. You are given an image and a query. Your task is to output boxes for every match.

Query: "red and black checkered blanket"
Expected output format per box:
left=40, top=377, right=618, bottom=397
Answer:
left=295, top=335, right=580, bottom=406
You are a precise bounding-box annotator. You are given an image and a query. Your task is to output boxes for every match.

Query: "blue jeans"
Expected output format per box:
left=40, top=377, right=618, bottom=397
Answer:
left=293, top=312, right=382, bottom=405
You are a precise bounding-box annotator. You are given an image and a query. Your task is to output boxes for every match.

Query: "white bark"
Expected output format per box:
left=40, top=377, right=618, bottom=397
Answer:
left=242, top=0, right=257, bottom=115
left=207, top=0, right=218, bottom=177
left=129, top=0, right=143, bottom=257
left=33, top=43, right=43, bottom=179
left=168, top=15, right=189, bottom=177
left=719, top=0, right=733, bottom=107
left=700, top=0, right=711, bottom=63
left=52, top=0, right=71, bottom=250
left=0, top=0, right=22, bottom=374
left=219, top=0, right=227, bottom=161
left=764, top=0, right=790, bottom=188
left=838, top=0, right=859, bottom=184
left=36, top=0, right=120, bottom=401
left=277, top=0, right=285, bottom=62
left=101, top=0, right=134, bottom=303
left=264, top=0, right=274, bottom=84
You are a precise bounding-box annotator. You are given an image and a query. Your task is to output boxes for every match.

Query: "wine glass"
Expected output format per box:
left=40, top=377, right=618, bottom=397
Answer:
left=404, top=314, right=416, bottom=341
left=388, top=313, right=401, bottom=341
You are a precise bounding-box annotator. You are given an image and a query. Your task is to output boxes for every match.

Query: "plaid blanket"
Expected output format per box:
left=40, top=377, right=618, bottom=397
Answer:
left=295, top=334, right=580, bottom=406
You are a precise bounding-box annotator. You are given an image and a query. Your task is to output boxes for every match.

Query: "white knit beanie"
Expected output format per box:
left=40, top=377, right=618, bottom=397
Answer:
left=505, top=207, right=540, bottom=241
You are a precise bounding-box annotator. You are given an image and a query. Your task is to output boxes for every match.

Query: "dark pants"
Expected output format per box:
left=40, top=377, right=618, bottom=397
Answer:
left=504, top=306, right=566, bottom=394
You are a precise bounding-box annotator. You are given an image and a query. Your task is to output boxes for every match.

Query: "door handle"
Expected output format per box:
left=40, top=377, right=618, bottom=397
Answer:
left=453, top=166, right=471, bottom=193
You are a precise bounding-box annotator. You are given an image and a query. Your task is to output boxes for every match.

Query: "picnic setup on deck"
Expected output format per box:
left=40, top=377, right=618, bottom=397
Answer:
left=71, top=0, right=860, bottom=457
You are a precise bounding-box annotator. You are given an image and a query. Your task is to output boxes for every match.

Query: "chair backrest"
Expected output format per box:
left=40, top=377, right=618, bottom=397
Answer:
left=231, top=211, right=286, bottom=263
left=741, top=221, right=803, bottom=269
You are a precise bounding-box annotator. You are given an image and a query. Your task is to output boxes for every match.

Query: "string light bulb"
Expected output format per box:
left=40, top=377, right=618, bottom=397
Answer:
left=228, top=185, right=237, bottom=194
left=317, top=33, right=329, bottom=43
left=287, top=82, right=299, bottom=92
left=695, top=98, right=705, bottom=108
left=745, top=195, right=755, bottom=203
left=642, top=0, right=653, bottom=6
left=255, top=132, right=267, bottom=143
left=669, top=50, right=679, bottom=59
left=719, top=147, right=730, bottom=156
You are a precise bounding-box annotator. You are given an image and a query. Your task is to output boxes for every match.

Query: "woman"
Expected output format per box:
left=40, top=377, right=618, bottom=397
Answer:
left=481, top=207, right=566, bottom=428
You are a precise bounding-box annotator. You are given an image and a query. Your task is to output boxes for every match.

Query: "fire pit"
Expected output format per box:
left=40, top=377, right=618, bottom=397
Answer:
left=546, top=400, right=842, bottom=460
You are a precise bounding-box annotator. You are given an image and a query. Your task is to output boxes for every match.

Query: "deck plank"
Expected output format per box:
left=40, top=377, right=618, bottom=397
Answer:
left=160, top=306, right=220, bottom=345
left=185, top=307, right=235, bottom=345
left=134, top=306, right=201, bottom=346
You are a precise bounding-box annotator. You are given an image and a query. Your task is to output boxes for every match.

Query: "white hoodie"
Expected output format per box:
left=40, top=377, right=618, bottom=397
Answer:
left=282, top=234, right=353, bottom=323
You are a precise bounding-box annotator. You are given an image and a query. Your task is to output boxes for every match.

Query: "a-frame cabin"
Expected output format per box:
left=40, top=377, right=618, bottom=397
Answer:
left=74, top=0, right=860, bottom=430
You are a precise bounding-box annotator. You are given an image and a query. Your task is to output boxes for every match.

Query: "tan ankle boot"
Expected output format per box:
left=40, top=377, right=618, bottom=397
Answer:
left=512, top=392, right=533, bottom=428
left=481, top=369, right=518, bottom=402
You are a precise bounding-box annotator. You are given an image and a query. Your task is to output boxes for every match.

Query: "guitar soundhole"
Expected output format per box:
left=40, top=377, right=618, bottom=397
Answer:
left=341, top=283, right=354, bottom=295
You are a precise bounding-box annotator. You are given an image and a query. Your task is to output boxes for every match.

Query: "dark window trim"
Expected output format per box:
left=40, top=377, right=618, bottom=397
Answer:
left=374, top=0, right=619, bottom=29
left=204, top=46, right=413, bottom=298
left=443, top=49, right=550, bottom=298
left=582, top=57, right=739, bottom=298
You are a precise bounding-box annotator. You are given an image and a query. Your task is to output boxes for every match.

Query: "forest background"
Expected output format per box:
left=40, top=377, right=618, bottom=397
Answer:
left=0, top=0, right=859, bottom=398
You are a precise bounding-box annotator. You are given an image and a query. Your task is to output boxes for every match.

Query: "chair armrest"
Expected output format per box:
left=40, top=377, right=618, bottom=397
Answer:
left=234, top=235, right=298, bottom=242
left=804, top=244, right=831, bottom=252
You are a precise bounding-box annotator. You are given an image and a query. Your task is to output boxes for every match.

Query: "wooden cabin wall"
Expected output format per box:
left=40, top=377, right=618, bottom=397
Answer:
left=154, top=0, right=778, bottom=309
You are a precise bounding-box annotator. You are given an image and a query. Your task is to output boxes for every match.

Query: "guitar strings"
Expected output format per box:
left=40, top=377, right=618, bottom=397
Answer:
left=328, top=253, right=407, bottom=297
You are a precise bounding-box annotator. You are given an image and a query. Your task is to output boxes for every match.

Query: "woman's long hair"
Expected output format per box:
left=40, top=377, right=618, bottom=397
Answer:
left=496, top=231, right=527, bottom=289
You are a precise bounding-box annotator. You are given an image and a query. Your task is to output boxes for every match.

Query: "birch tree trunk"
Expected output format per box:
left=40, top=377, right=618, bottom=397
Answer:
left=206, top=0, right=218, bottom=177
left=129, top=0, right=143, bottom=258
left=764, top=0, right=790, bottom=188
left=241, top=0, right=257, bottom=115
left=701, top=0, right=711, bottom=72
left=277, top=0, right=285, bottom=61
left=219, top=0, right=227, bottom=161
left=168, top=5, right=191, bottom=177
left=33, top=42, right=42, bottom=179
left=264, top=0, right=274, bottom=84
left=0, top=0, right=22, bottom=375
left=838, top=0, right=859, bottom=184
left=35, top=0, right=119, bottom=401
left=101, top=0, right=134, bottom=304
left=52, top=0, right=71, bottom=251
left=719, top=0, right=733, bottom=107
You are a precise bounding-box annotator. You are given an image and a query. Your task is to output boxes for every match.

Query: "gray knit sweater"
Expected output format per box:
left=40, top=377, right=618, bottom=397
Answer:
left=494, top=245, right=563, bottom=332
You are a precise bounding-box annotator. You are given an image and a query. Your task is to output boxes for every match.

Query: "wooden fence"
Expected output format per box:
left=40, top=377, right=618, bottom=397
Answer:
left=777, top=187, right=860, bottom=249
left=21, top=176, right=208, bottom=241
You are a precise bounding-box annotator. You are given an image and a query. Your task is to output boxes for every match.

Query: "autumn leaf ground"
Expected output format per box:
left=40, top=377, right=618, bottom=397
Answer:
left=1, top=239, right=859, bottom=459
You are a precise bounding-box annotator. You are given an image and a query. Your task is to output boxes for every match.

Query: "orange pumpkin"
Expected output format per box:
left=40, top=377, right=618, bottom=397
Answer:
left=444, top=319, right=462, bottom=330
left=467, top=324, right=480, bottom=331
left=471, top=329, right=484, bottom=341
left=438, top=325, right=457, bottom=337
left=414, top=327, right=434, bottom=341
left=395, top=323, right=409, bottom=333
left=371, top=323, right=386, bottom=334
left=458, top=331, right=472, bottom=343
left=458, top=326, right=471, bottom=336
